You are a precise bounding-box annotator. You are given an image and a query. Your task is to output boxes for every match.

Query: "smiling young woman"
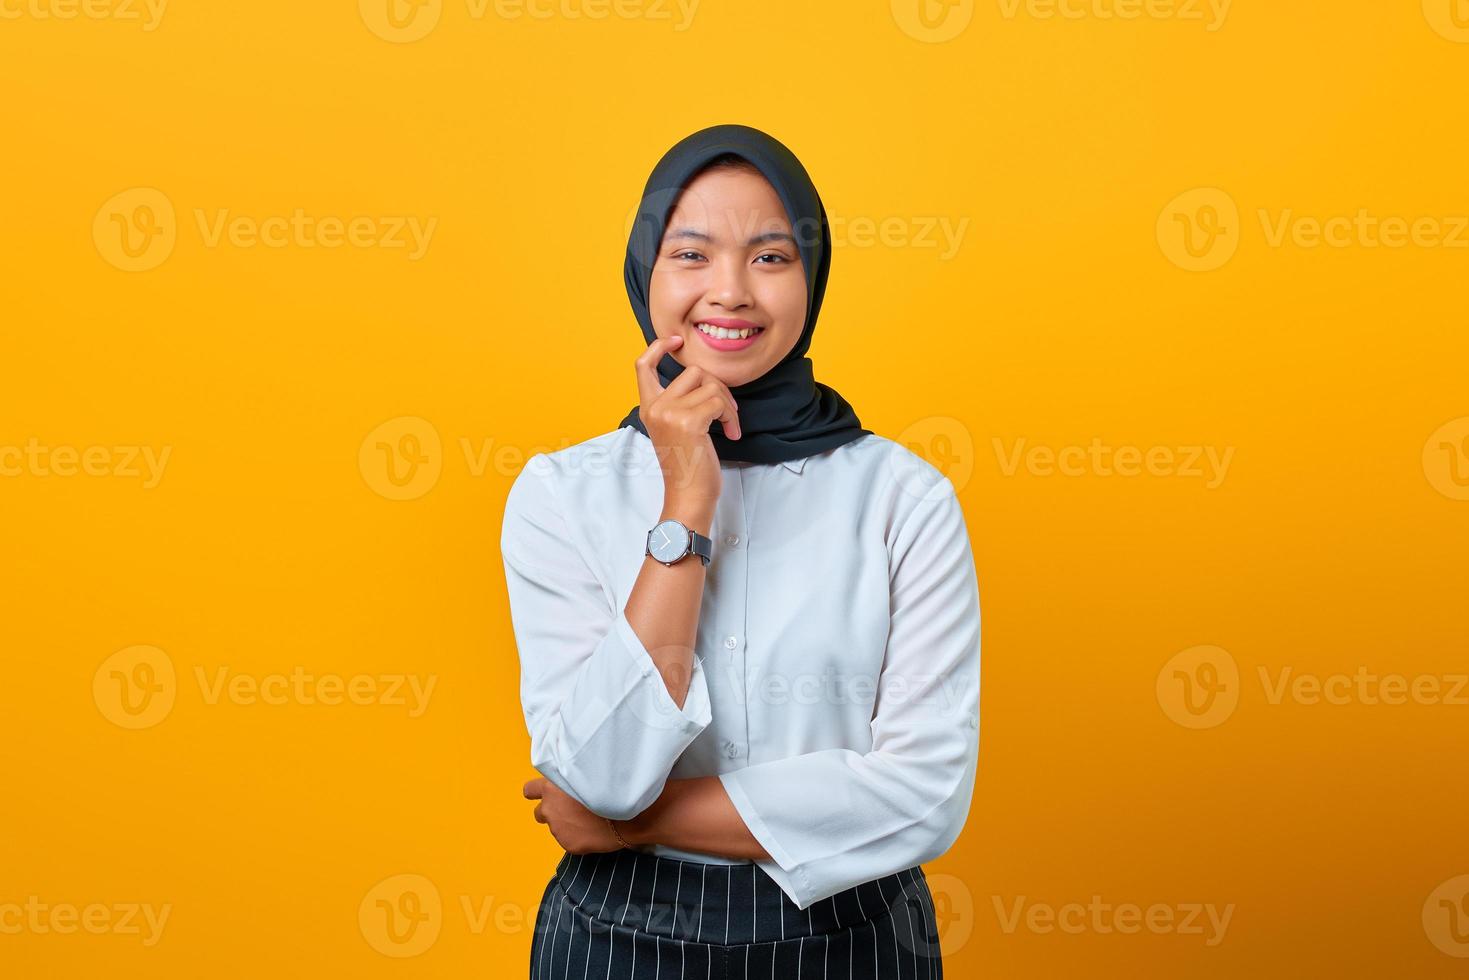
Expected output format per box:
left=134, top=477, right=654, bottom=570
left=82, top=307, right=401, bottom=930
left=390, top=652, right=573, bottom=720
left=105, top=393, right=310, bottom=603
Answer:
left=503, top=124, right=981, bottom=979
left=647, top=155, right=807, bottom=371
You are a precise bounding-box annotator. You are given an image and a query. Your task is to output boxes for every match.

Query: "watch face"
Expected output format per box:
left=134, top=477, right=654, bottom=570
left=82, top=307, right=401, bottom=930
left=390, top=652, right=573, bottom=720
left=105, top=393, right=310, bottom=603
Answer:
left=648, top=520, right=691, bottom=563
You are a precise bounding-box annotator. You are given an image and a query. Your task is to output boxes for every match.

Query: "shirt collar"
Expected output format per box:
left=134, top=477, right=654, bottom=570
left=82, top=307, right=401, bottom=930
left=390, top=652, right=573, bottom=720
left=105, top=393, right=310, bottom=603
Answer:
left=726, top=456, right=808, bottom=474
left=634, top=424, right=809, bottom=474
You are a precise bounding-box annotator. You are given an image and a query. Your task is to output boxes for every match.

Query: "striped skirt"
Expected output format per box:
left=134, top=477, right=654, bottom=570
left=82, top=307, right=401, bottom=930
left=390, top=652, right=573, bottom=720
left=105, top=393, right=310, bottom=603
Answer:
left=529, top=847, right=944, bottom=979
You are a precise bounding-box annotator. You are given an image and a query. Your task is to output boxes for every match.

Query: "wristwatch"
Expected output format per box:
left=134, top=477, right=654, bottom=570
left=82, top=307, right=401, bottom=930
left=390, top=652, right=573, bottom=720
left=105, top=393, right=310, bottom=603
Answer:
left=645, top=518, right=713, bottom=567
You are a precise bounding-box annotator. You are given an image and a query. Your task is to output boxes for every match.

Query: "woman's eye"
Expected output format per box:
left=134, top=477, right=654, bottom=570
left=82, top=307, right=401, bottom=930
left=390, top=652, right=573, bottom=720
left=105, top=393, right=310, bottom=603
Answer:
left=755, top=253, right=789, bottom=264
left=672, top=250, right=704, bottom=261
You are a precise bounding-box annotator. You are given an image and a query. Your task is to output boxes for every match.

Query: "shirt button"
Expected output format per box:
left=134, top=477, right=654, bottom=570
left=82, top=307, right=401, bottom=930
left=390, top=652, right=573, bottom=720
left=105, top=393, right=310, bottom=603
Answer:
left=723, top=741, right=741, bottom=759
left=724, top=534, right=740, bottom=548
left=724, top=635, right=738, bottom=650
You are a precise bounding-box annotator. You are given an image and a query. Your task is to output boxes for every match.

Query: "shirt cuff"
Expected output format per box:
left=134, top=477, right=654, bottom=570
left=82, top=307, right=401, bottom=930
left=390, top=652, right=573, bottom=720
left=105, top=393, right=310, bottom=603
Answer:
left=614, top=608, right=712, bottom=734
left=719, top=770, right=816, bottom=909
left=528, top=608, right=714, bottom=820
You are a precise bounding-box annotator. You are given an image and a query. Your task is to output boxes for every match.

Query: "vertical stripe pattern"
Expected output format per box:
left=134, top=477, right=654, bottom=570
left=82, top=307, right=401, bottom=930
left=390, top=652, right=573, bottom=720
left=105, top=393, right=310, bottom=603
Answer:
left=529, top=849, right=944, bottom=979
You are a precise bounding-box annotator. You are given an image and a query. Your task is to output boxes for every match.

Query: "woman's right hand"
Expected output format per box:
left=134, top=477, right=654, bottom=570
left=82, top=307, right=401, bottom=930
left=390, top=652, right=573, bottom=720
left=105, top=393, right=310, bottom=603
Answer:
left=635, top=335, right=740, bottom=509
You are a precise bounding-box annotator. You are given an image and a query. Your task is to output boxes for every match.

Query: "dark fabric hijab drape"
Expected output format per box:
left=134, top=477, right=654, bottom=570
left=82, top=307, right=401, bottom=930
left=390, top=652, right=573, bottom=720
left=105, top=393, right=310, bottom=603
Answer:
left=618, top=123, right=870, bottom=465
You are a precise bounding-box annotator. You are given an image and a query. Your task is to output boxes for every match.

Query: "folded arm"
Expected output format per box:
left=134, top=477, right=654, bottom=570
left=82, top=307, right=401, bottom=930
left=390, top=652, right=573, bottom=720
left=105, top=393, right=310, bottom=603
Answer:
left=501, top=456, right=718, bottom=821
left=627, top=476, right=982, bottom=911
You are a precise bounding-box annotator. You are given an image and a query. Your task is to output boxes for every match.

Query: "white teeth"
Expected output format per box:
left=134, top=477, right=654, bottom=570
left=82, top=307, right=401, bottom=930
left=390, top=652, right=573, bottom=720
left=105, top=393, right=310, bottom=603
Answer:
left=696, top=322, right=761, bottom=340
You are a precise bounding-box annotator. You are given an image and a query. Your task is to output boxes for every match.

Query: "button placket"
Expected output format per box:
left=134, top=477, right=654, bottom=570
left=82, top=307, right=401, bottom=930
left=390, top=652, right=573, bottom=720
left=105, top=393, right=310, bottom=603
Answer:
left=715, top=465, right=750, bottom=767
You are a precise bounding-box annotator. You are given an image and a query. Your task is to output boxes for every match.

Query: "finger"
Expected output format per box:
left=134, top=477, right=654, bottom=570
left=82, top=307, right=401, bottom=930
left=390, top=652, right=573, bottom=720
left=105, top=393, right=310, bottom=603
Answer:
left=658, top=361, right=708, bottom=400
left=533, top=803, right=546, bottom=823
left=689, top=388, right=739, bottom=441
left=664, top=376, right=734, bottom=424
left=523, top=779, right=542, bottom=799
left=696, top=379, right=740, bottom=440
left=635, top=336, right=684, bottom=406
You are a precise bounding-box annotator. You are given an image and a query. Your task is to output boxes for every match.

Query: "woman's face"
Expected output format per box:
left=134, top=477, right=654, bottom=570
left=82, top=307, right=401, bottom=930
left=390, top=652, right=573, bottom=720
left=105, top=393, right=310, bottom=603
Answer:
left=647, top=166, right=808, bottom=388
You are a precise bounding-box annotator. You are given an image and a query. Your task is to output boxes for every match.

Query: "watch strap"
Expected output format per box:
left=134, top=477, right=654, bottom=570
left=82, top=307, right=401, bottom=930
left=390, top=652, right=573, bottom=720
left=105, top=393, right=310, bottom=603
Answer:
left=688, top=529, right=713, bottom=566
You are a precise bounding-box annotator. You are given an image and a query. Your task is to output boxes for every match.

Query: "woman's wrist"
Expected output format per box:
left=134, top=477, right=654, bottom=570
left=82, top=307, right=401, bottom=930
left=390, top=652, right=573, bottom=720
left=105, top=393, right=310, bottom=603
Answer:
left=612, top=811, right=652, bottom=847
left=606, top=816, right=636, bottom=849
left=613, top=788, right=671, bottom=847
left=661, top=497, right=715, bottom=536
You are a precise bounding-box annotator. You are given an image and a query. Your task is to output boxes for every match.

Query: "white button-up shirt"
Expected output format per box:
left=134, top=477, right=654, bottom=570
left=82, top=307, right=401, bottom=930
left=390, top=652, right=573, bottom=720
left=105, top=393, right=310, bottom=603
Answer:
left=500, top=425, right=981, bottom=911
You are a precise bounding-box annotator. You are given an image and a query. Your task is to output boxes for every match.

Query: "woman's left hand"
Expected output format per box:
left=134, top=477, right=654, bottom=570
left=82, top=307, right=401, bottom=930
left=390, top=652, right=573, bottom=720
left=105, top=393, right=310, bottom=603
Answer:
left=523, top=777, right=624, bottom=855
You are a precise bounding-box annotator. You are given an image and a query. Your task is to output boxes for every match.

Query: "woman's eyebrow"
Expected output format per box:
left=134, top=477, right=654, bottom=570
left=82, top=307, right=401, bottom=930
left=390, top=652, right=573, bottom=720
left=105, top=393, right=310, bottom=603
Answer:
left=664, top=227, right=797, bottom=246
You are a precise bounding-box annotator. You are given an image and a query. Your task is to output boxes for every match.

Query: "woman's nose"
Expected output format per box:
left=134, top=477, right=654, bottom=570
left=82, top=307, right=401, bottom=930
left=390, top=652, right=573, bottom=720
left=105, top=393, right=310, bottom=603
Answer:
left=706, top=259, right=753, bottom=309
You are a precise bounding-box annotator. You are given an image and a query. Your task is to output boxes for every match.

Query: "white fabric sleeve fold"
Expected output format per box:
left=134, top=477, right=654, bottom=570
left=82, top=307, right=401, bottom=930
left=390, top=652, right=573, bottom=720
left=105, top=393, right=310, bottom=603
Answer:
left=718, top=476, right=981, bottom=910
left=501, top=456, right=713, bottom=822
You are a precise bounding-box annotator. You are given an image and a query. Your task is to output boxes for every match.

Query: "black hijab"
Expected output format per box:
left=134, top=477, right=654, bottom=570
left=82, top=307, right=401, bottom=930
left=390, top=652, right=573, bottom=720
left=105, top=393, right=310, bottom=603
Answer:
left=618, top=124, right=870, bottom=465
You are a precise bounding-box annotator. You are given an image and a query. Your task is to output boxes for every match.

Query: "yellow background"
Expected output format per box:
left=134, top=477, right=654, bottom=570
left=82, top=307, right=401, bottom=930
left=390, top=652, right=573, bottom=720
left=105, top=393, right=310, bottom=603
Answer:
left=3, top=0, right=1468, bottom=975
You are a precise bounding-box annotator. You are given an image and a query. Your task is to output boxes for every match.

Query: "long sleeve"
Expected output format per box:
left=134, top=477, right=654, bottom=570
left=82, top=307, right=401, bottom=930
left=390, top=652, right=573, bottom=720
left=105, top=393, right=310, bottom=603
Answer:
left=501, top=455, right=714, bottom=821
left=718, top=475, right=981, bottom=910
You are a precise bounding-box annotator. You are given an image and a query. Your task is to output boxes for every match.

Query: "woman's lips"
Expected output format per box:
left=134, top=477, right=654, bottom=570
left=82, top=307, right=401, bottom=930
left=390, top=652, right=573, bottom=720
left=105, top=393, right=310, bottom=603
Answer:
left=691, top=320, right=764, bottom=352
